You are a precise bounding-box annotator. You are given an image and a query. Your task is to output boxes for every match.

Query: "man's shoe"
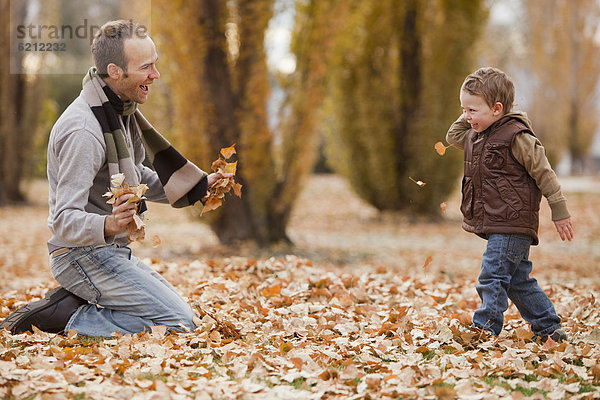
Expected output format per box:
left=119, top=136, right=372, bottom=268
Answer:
left=0, top=287, right=86, bottom=334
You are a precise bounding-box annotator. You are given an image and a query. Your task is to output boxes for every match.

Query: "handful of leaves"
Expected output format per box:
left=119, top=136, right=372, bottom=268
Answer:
left=103, top=173, right=148, bottom=242
left=201, top=144, right=242, bottom=216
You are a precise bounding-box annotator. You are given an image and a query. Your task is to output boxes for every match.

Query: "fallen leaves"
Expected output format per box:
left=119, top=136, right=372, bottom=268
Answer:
left=201, top=145, right=243, bottom=216
left=1, top=256, right=599, bottom=399
left=103, top=173, right=148, bottom=242
left=1, top=176, right=599, bottom=399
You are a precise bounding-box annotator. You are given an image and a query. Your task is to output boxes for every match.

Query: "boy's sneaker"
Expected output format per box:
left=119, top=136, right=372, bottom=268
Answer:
left=548, top=329, right=568, bottom=343
left=533, top=328, right=568, bottom=344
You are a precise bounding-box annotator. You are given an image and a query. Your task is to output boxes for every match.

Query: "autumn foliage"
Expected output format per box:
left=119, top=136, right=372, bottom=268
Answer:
left=1, top=175, right=600, bottom=398
left=201, top=145, right=243, bottom=216
left=1, top=256, right=599, bottom=399
left=321, top=0, right=487, bottom=214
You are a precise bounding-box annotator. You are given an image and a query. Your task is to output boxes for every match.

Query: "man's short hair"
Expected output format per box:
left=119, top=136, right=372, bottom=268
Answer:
left=91, top=20, right=147, bottom=77
left=461, top=67, right=515, bottom=113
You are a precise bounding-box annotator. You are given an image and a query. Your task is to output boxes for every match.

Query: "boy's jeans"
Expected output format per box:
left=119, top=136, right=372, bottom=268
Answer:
left=473, top=234, right=561, bottom=337
left=50, top=244, right=196, bottom=337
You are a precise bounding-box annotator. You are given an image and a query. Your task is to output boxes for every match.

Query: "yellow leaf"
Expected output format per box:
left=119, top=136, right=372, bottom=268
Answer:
left=224, top=161, right=237, bottom=174
left=279, top=342, right=294, bottom=353
left=434, top=141, right=448, bottom=156
left=220, top=144, right=237, bottom=159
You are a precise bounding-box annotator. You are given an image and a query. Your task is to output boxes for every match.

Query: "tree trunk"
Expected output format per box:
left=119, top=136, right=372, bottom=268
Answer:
left=0, top=0, right=28, bottom=205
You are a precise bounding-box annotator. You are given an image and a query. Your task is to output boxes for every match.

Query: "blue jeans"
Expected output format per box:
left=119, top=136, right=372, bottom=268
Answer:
left=50, top=245, right=195, bottom=337
left=473, top=234, right=561, bottom=337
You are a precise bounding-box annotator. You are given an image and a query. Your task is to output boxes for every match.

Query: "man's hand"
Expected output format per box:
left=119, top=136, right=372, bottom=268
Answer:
left=104, top=193, right=137, bottom=237
left=207, top=172, right=234, bottom=188
left=554, top=217, right=574, bottom=241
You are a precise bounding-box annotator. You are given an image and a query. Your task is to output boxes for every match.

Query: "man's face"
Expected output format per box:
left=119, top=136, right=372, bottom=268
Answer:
left=460, top=90, right=502, bottom=133
left=113, top=36, right=160, bottom=104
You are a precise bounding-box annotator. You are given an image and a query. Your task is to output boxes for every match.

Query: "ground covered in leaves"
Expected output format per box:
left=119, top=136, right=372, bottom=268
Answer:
left=0, top=174, right=599, bottom=399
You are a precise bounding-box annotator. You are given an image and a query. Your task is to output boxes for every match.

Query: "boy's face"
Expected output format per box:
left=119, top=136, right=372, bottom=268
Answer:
left=460, top=90, right=503, bottom=133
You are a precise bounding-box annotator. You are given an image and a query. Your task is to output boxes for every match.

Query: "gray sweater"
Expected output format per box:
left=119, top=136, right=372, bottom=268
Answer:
left=47, top=93, right=168, bottom=252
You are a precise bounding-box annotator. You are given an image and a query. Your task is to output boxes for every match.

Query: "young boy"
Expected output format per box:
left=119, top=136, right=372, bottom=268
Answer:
left=446, top=67, right=574, bottom=342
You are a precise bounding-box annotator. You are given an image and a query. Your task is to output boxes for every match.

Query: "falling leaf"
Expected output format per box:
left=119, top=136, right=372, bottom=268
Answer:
left=151, top=235, right=161, bottom=248
left=422, top=255, right=433, bottom=269
left=435, top=141, right=450, bottom=156
left=220, top=144, right=237, bottom=159
left=440, top=202, right=447, bottom=214
left=233, top=183, right=243, bottom=197
left=409, top=177, right=427, bottom=187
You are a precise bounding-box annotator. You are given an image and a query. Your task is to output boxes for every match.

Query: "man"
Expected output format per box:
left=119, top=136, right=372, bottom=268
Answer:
left=1, top=20, right=228, bottom=337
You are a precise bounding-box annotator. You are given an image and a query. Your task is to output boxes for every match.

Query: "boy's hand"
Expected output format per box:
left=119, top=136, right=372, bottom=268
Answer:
left=554, top=217, right=574, bottom=241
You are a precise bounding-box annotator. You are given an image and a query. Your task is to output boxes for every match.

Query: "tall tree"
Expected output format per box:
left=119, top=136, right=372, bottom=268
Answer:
left=524, top=0, right=600, bottom=171
left=0, top=0, right=39, bottom=205
left=151, top=0, right=339, bottom=244
left=322, top=0, right=487, bottom=213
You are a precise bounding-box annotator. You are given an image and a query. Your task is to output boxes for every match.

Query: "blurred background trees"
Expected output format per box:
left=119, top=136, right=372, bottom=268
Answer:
left=321, top=0, right=486, bottom=213
left=524, top=0, right=600, bottom=172
left=0, top=0, right=35, bottom=204
left=1, top=0, right=599, bottom=243
left=151, top=0, right=341, bottom=244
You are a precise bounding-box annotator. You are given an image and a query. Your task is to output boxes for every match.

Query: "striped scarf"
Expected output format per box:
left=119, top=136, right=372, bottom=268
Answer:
left=81, top=67, right=207, bottom=208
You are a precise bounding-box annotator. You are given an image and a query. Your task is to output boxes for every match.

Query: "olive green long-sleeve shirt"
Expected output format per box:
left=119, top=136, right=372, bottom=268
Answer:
left=446, top=111, right=570, bottom=221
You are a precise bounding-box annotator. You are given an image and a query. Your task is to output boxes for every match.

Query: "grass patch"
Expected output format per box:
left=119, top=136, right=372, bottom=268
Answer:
left=481, top=376, right=547, bottom=397
left=290, top=377, right=306, bottom=389
left=579, top=383, right=596, bottom=394
left=523, top=374, right=539, bottom=382
left=513, top=385, right=545, bottom=397
left=134, top=372, right=168, bottom=382
left=76, top=335, right=106, bottom=345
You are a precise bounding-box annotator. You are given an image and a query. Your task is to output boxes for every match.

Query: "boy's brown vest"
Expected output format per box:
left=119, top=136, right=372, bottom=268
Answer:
left=461, top=116, right=542, bottom=245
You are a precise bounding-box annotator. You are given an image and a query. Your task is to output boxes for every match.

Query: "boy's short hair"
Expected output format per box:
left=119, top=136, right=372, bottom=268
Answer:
left=91, top=20, right=147, bottom=78
left=461, top=67, right=515, bottom=113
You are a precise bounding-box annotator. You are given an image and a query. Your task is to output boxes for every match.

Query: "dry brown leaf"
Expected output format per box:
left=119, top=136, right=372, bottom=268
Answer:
left=201, top=145, right=242, bottom=216
left=103, top=174, right=148, bottom=242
